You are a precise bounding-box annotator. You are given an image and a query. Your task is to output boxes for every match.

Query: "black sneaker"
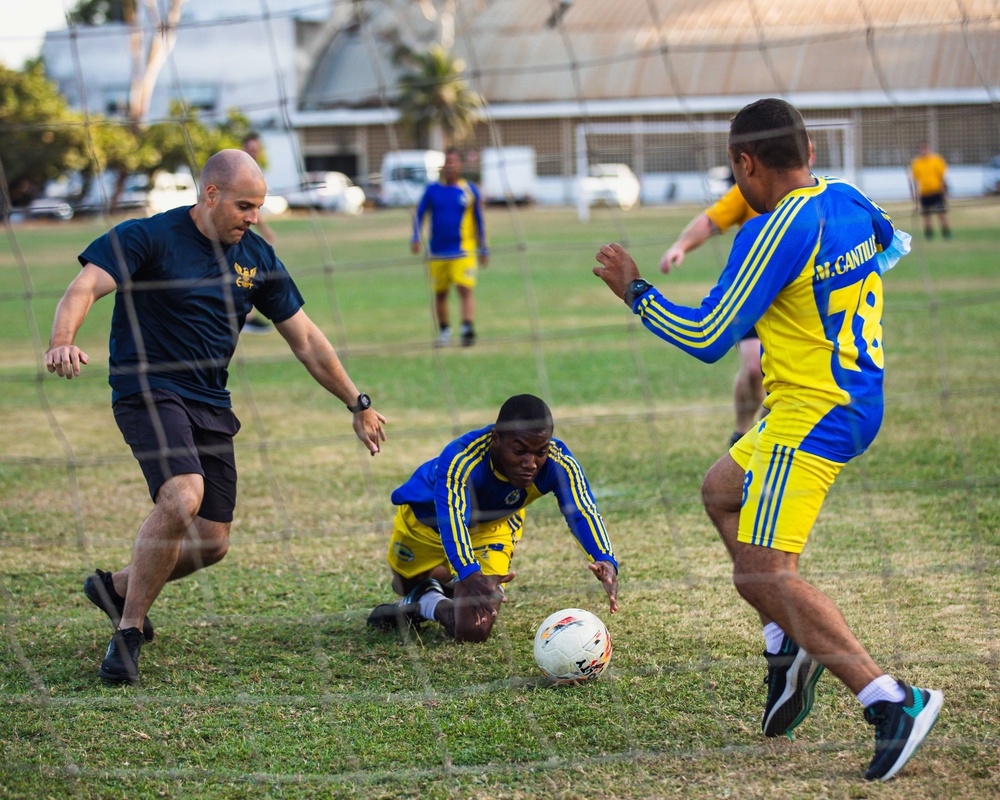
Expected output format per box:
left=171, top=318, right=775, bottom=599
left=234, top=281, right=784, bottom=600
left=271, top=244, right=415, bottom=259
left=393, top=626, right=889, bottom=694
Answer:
left=762, top=635, right=825, bottom=738
left=460, top=324, right=476, bottom=347
left=366, top=578, right=444, bottom=631
left=99, top=627, right=144, bottom=684
left=729, top=430, right=744, bottom=447
left=864, top=682, right=943, bottom=781
left=84, top=569, right=154, bottom=642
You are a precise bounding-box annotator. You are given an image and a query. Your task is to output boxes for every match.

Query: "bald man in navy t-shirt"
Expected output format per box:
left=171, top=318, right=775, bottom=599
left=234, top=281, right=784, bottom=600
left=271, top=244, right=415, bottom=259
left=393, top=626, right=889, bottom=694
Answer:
left=46, top=149, right=387, bottom=684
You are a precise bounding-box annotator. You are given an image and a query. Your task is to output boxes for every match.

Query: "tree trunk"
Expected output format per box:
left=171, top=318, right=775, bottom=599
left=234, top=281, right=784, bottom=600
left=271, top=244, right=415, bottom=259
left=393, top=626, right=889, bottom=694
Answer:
left=128, top=0, right=187, bottom=125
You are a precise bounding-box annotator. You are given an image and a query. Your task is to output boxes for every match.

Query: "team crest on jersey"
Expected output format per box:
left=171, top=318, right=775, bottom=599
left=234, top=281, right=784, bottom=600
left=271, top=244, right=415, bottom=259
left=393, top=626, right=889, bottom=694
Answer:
left=234, top=262, right=256, bottom=289
left=394, top=542, right=415, bottom=562
left=505, top=489, right=522, bottom=506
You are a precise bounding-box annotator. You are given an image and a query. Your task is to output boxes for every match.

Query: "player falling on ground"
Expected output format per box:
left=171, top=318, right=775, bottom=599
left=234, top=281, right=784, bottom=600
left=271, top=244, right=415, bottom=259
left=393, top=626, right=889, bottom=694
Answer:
left=593, top=98, right=940, bottom=782
left=367, top=394, right=618, bottom=642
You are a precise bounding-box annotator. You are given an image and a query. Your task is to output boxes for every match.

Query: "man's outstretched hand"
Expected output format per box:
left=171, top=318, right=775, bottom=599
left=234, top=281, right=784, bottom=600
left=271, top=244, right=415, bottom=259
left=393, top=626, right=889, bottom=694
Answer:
left=593, top=242, right=642, bottom=303
left=455, top=570, right=516, bottom=627
left=589, top=560, right=619, bottom=614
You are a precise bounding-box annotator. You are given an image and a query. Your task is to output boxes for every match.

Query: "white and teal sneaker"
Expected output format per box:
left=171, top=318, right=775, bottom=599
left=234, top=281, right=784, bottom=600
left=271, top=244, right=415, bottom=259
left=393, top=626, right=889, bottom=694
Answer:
left=864, top=682, right=943, bottom=781
left=761, top=635, right=826, bottom=738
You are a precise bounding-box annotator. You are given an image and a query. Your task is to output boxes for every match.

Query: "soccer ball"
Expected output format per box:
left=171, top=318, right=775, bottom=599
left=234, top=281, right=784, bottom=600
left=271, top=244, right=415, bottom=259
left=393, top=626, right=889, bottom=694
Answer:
left=533, top=608, right=612, bottom=684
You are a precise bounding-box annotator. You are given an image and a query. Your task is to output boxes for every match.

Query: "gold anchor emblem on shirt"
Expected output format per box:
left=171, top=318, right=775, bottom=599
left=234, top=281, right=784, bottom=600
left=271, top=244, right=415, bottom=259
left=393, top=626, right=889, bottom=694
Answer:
left=234, top=262, right=256, bottom=289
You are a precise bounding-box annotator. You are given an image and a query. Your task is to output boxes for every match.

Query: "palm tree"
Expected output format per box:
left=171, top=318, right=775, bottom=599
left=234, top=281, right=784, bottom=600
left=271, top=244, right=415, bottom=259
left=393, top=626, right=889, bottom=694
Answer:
left=395, top=44, right=482, bottom=150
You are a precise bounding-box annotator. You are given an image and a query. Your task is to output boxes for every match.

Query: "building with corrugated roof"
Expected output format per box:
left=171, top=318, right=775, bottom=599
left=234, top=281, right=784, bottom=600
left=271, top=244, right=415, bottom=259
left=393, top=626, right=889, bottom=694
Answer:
left=294, top=0, right=1000, bottom=202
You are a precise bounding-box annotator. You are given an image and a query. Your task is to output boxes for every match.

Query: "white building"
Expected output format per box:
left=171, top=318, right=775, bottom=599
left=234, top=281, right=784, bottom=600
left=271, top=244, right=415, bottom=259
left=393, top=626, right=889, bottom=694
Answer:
left=41, top=0, right=335, bottom=194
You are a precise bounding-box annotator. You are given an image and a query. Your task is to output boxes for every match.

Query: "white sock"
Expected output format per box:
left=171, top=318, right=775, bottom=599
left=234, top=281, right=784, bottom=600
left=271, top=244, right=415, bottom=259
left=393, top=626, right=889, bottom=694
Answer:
left=418, top=589, right=445, bottom=621
left=763, top=622, right=786, bottom=654
left=857, top=675, right=906, bottom=707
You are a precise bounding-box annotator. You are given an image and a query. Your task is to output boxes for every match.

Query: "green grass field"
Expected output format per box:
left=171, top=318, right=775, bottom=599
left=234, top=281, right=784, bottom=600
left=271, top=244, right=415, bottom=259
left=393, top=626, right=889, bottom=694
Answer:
left=1, top=200, right=998, bottom=799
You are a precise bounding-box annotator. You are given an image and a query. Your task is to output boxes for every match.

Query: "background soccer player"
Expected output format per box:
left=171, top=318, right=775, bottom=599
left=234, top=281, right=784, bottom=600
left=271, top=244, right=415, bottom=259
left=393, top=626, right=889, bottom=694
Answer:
left=910, top=142, right=951, bottom=239
left=367, top=394, right=618, bottom=642
left=410, top=149, right=489, bottom=347
left=593, top=98, right=941, bottom=782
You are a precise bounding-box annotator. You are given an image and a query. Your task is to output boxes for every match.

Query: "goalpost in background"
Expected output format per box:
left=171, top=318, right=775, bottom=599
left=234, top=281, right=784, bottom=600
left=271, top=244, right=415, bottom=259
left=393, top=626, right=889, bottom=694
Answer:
left=573, top=118, right=856, bottom=220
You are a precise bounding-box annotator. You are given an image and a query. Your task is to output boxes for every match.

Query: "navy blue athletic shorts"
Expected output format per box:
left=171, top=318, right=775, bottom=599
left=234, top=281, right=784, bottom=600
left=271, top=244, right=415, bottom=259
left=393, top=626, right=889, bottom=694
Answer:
left=113, top=388, right=241, bottom=523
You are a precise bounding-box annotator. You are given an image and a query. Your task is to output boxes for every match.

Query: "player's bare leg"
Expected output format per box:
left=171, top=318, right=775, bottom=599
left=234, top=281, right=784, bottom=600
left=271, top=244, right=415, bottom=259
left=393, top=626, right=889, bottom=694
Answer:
left=703, top=454, right=882, bottom=692
left=118, top=473, right=204, bottom=632
left=457, top=285, right=476, bottom=346
left=733, top=544, right=883, bottom=693
left=433, top=289, right=451, bottom=345
left=391, top=565, right=452, bottom=597
left=112, top=518, right=230, bottom=593
left=702, top=455, right=771, bottom=626
left=938, top=210, right=952, bottom=238
left=733, top=338, right=765, bottom=440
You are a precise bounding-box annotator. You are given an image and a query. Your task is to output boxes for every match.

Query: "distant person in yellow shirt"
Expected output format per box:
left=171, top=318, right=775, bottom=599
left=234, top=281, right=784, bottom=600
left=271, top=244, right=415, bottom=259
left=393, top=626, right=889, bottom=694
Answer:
left=660, top=180, right=763, bottom=446
left=910, top=143, right=951, bottom=240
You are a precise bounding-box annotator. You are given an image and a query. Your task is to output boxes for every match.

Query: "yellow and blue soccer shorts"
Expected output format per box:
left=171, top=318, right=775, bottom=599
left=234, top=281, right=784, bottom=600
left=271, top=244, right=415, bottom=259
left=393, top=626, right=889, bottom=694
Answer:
left=428, top=255, right=477, bottom=293
left=387, top=504, right=525, bottom=579
left=729, top=422, right=845, bottom=554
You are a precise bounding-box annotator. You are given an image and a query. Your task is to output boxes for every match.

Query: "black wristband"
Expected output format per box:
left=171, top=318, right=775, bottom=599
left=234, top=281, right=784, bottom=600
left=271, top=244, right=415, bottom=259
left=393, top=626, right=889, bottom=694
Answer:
left=624, top=279, right=653, bottom=307
left=347, top=393, right=371, bottom=413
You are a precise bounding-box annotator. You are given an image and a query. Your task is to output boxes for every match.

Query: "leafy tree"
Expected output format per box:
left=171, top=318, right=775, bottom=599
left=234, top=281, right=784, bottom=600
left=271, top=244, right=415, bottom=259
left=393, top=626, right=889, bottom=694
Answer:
left=68, top=0, right=131, bottom=25
left=394, top=44, right=482, bottom=149
left=145, top=105, right=251, bottom=174
left=0, top=64, right=85, bottom=207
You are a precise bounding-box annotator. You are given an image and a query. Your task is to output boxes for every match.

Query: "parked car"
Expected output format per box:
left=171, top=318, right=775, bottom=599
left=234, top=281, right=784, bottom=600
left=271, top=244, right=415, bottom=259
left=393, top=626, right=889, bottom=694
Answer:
left=984, top=155, right=1000, bottom=194
left=119, top=171, right=197, bottom=214
left=282, top=172, right=366, bottom=214
left=379, top=150, right=444, bottom=207
left=27, top=196, right=75, bottom=221
left=578, top=163, right=641, bottom=210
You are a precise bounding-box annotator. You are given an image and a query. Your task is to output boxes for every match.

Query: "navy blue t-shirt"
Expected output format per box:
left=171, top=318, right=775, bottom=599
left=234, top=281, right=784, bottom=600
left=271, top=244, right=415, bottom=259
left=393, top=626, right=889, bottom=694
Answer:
left=79, top=206, right=304, bottom=407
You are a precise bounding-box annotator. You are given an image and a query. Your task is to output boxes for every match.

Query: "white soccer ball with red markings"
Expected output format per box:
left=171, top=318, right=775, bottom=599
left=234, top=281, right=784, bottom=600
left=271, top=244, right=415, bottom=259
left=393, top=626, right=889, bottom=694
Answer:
left=533, top=608, right=612, bottom=684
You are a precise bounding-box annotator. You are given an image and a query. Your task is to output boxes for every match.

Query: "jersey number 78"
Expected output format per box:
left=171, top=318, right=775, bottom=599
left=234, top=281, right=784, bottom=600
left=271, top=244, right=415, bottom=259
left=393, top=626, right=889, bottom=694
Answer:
left=827, top=272, right=885, bottom=371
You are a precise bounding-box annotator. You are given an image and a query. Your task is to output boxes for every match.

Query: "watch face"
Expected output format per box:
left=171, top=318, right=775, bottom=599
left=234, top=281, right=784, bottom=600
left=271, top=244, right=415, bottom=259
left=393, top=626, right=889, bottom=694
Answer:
left=358, top=393, right=371, bottom=409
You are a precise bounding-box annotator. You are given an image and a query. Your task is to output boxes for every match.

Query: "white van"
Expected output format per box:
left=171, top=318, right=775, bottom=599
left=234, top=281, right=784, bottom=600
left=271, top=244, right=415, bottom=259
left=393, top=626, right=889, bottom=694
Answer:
left=480, top=146, right=537, bottom=204
left=380, top=150, right=445, bottom=207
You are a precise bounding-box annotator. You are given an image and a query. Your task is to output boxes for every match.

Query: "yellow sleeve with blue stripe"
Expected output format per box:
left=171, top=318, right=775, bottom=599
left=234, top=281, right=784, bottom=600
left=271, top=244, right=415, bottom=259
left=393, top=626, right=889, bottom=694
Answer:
left=704, top=184, right=757, bottom=232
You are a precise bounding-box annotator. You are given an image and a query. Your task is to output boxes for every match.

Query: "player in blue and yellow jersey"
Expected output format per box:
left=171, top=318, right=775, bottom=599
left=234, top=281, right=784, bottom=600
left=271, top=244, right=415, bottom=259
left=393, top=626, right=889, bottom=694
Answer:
left=411, top=149, right=489, bottom=346
left=367, top=394, right=618, bottom=643
left=594, top=99, right=940, bottom=782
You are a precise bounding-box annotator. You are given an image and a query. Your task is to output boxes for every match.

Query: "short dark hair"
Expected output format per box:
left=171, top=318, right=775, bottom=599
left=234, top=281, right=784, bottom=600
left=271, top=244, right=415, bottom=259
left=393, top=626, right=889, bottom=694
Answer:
left=495, top=394, right=553, bottom=436
left=729, top=99, right=810, bottom=171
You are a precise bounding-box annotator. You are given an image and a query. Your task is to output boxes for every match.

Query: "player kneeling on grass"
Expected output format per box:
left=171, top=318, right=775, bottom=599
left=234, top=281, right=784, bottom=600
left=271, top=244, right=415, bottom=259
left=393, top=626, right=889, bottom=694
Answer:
left=593, top=98, right=941, bottom=782
left=367, top=394, right=618, bottom=642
